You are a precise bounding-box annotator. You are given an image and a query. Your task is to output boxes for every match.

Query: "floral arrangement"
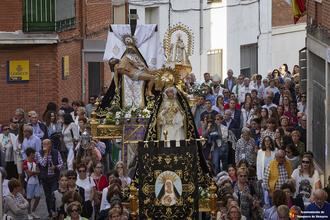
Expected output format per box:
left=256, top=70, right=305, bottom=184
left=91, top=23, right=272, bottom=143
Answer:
left=189, top=84, right=210, bottom=97
left=102, top=105, right=152, bottom=125
left=198, top=186, right=210, bottom=200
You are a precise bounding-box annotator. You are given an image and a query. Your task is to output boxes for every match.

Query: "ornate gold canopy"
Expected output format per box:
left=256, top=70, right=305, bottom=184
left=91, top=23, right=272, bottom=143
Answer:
left=163, top=23, right=194, bottom=79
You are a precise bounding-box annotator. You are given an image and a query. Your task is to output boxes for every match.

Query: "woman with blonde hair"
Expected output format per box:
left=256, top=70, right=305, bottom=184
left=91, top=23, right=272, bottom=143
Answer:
left=64, top=201, right=87, bottom=220
left=291, top=154, right=321, bottom=207
left=115, top=161, right=131, bottom=188
left=227, top=205, right=246, bottom=220
left=233, top=168, right=256, bottom=219
left=74, top=107, right=87, bottom=127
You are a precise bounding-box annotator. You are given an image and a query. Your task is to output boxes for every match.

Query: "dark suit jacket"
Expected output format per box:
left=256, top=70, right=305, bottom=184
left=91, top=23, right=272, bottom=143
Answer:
left=224, top=77, right=237, bottom=91
left=292, top=195, right=305, bottom=211
left=222, top=118, right=240, bottom=139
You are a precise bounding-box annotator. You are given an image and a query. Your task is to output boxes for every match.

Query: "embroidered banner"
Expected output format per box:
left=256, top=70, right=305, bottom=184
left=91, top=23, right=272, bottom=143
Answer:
left=138, top=141, right=199, bottom=219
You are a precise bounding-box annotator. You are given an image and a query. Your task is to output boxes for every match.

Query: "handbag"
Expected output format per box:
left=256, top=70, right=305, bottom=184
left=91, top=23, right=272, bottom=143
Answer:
left=2, top=215, right=14, bottom=220
left=70, top=129, right=77, bottom=150
left=59, top=134, right=67, bottom=153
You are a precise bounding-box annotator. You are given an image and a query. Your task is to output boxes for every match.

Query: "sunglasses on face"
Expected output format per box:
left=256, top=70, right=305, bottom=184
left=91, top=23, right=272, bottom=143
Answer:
left=71, top=209, right=79, bottom=213
left=302, top=160, right=310, bottom=164
left=67, top=176, right=76, bottom=180
left=239, top=175, right=247, bottom=177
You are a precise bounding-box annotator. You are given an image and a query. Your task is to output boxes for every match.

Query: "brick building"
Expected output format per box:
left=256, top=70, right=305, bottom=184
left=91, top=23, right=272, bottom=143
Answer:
left=306, top=0, right=330, bottom=181
left=0, top=0, right=112, bottom=123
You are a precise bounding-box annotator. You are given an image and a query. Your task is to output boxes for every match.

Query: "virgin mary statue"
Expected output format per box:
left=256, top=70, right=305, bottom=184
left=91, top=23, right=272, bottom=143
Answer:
left=158, top=87, right=185, bottom=146
left=169, top=34, right=191, bottom=67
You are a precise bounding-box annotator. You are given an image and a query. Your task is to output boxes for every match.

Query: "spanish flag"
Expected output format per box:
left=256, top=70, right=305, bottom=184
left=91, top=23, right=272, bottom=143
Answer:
left=291, top=0, right=306, bottom=24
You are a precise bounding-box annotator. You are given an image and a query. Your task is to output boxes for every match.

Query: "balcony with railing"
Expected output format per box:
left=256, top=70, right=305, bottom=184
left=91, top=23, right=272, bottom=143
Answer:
left=23, top=0, right=76, bottom=32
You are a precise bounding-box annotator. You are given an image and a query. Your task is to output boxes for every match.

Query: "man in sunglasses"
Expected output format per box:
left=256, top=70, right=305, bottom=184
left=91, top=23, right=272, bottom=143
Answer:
left=8, top=117, right=19, bottom=135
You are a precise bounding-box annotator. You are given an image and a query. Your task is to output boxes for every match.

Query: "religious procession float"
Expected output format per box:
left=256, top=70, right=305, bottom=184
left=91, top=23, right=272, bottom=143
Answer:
left=89, top=23, right=217, bottom=219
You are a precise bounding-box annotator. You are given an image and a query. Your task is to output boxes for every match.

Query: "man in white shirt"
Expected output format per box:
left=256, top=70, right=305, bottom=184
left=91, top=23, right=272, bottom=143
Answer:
left=201, top=72, right=212, bottom=87
left=232, top=75, right=244, bottom=98
left=264, top=79, right=280, bottom=100
left=238, top=77, right=255, bottom=104
left=262, top=94, right=277, bottom=110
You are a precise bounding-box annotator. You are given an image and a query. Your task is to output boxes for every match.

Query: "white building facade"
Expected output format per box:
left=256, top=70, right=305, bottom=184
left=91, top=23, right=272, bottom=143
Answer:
left=129, top=0, right=271, bottom=81
left=129, top=0, right=305, bottom=81
left=271, top=23, right=306, bottom=71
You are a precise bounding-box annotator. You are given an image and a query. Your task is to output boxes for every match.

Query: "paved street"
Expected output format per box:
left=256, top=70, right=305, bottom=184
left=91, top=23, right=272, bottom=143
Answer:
left=34, top=187, right=49, bottom=220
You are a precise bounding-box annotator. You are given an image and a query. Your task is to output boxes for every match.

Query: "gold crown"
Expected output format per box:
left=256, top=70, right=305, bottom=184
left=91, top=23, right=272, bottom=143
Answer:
left=154, top=67, right=181, bottom=91
left=159, top=171, right=178, bottom=184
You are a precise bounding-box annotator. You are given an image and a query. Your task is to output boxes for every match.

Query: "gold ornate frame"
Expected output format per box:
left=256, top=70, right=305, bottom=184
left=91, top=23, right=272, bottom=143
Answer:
left=163, top=23, right=194, bottom=59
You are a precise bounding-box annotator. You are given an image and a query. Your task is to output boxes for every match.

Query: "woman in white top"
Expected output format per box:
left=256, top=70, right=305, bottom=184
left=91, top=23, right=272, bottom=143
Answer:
left=0, top=125, right=18, bottom=179
left=256, top=135, right=276, bottom=207
left=76, top=163, right=95, bottom=219
left=291, top=154, right=321, bottom=207
left=62, top=113, right=79, bottom=170
left=256, top=136, right=276, bottom=181
left=115, top=161, right=131, bottom=188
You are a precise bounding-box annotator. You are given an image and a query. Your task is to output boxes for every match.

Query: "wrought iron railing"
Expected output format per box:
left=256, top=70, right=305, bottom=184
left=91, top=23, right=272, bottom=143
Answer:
left=23, top=0, right=76, bottom=32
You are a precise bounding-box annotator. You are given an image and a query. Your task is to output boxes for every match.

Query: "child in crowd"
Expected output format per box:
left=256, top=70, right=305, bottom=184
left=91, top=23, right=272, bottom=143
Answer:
left=23, top=147, right=41, bottom=220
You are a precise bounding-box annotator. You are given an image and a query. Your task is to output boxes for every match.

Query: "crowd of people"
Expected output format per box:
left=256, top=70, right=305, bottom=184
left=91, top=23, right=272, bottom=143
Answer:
left=188, top=65, right=330, bottom=219
left=0, top=63, right=330, bottom=220
left=0, top=97, right=130, bottom=220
